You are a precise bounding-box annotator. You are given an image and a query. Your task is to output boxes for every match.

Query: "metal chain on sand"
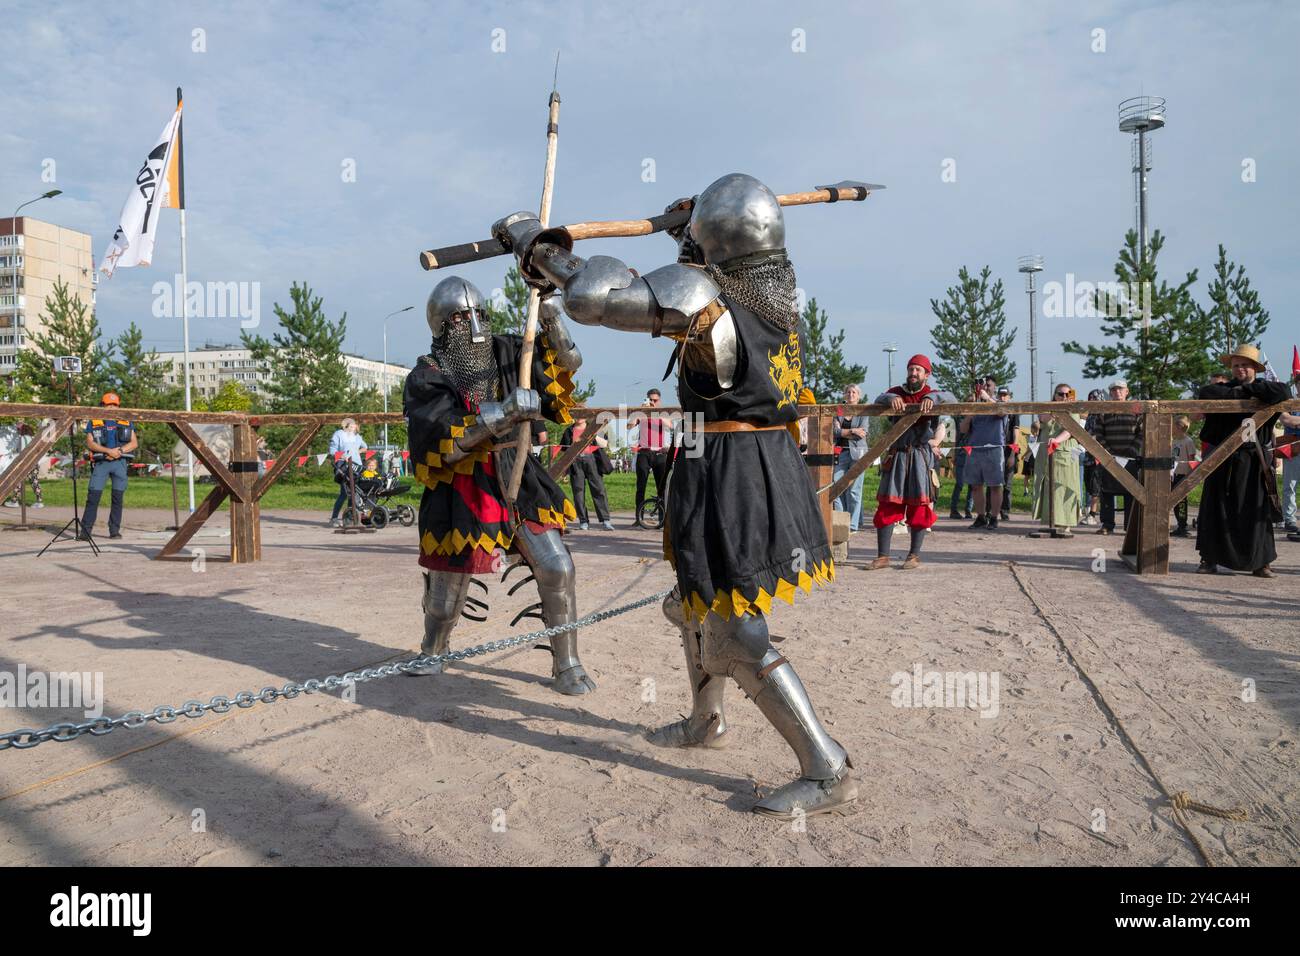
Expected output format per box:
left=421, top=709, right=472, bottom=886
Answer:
left=0, top=588, right=673, bottom=752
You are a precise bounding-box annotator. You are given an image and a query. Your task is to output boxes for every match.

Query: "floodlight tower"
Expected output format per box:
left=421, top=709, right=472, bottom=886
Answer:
left=1118, top=95, right=1165, bottom=266
left=1119, top=95, right=1166, bottom=396
left=1017, top=255, right=1044, bottom=402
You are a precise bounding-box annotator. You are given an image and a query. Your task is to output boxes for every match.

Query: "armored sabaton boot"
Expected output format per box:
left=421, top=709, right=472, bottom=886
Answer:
left=407, top=571, right=471, bottom=677
left=702, top=611, right=857, bottom=819
left=515, top=524, right=596, bottom=695
left=646, top=589, right=728, bottom=749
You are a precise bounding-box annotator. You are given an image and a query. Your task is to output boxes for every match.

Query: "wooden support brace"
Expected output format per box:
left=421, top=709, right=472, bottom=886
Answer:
left=170, top=421, right=244, bottom=500
left=251, top=423, right=321, bottom=501
left=0, top=416, right=71, bottom=503
left=1169, top=405, right=1280, bottom=508
left=823, top=413, right=920, bottom=502
left=1052, top=414, right=1147, bottom=504
left=156, top=484, right=228, bottom=559
left=546, top=417, right=613, bottom=482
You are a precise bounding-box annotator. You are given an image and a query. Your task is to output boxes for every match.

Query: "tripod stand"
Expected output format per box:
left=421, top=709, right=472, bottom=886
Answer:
left=38, top=376, right=99, bottom=557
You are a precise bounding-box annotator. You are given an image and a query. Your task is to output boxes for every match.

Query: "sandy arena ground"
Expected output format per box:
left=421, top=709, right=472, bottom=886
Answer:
left=0, top=505, right=1297, bottom=866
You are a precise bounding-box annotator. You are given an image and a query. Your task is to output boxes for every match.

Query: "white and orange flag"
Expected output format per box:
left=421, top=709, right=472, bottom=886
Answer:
left=100, top=91, right=185, bottom=277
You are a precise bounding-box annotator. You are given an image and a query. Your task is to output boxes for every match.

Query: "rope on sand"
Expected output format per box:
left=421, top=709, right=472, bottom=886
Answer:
left=1008, top=561, right=1250, bottom=867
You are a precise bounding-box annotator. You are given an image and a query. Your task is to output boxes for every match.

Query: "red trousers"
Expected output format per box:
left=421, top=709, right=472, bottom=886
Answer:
left=873, top=500, right=937, bottom=530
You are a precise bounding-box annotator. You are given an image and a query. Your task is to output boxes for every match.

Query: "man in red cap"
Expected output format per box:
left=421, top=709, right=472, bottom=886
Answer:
left=81, top=392, right=137, bottom=540
left=868, top=355, right=950, bottom=569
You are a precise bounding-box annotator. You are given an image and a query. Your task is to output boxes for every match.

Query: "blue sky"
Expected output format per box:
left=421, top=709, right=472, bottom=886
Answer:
left=5, top=0, right=1298, bottom=404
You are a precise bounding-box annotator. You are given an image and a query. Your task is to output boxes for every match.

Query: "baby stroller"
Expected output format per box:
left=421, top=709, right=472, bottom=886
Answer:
left=335, top=460, right=415, bottom=529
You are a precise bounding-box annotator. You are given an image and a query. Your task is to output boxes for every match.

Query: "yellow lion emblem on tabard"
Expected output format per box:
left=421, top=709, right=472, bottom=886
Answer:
left=768, top=331, right=804, bottom=409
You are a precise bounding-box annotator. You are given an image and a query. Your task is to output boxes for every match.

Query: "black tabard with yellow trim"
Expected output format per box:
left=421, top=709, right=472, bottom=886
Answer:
left=665, top=296, right=833, bottom=622
left=404, top=332, right=577, bottom=573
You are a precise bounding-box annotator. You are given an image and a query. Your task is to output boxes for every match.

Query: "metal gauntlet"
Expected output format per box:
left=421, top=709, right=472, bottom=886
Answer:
left=442, top=387, right=542, bottom=464
left=539, top=294, right=582, bottom=372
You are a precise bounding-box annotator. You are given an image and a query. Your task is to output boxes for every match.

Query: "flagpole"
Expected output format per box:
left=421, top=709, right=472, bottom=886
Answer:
left=176, top=87, right=194, bottom=512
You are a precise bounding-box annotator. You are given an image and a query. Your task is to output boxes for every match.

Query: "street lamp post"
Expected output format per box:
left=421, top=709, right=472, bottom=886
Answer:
left=5, top=190, right=62, bottom=530
left=381, top=305, right=414, bottom=465
left=883, top=344, right=898, bottom=389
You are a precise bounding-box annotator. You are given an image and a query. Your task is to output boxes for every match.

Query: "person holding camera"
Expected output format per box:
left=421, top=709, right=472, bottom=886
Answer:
left=632, top=388, right=673, bottom=528
left=958, top=381, right=1008, bottom=530
left=80, top=392, right=137, bottom=540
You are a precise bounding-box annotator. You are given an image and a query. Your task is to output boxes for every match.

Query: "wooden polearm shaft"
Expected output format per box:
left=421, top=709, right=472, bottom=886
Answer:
left=506, top=86, right=563, bottom=505
left=418, top=182, right=881, bottom=270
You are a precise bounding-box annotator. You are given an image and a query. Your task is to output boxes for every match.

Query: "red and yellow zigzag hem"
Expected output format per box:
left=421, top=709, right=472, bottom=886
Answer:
left=420, top=526, right=512, bottom=558
left=536, top=497, right=578, bottom=527
left=681, top=558, right=836, bottom=623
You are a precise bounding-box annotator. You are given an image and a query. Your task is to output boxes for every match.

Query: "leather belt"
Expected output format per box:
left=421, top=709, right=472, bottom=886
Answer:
left=696, top=421, right=790, bottom=433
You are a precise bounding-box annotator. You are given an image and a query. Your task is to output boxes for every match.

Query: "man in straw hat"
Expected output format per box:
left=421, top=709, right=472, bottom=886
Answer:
left=1195, top=344, right=1290, bottom=577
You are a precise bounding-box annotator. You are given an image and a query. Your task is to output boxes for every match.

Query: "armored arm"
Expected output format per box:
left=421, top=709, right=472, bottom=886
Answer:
left=539, top=294, right=582, bottom=372
left=442, top=387, right=542, bottom=465
left=493, top=212, right=720, bottom=339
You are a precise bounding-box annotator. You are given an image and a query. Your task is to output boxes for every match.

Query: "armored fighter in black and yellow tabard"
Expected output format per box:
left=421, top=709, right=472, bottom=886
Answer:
left=402, top=277, right=593, bottom=694
left=491, top=173, right=855, bottom=818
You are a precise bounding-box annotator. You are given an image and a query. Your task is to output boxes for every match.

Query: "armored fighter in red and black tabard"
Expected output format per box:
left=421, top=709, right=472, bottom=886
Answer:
left=491, top=173, right=856, bottom=817
left=402, top=277, right=595, bottom=695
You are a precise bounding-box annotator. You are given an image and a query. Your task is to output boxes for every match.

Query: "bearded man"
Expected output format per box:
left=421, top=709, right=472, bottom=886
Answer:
left=869, top=355, right=950, bottom=570
left=402, top=277, right=596, bottom=694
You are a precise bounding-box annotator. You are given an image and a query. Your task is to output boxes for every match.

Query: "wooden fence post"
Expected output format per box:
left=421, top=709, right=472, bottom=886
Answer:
left=1138, top=410, right=1172, bottom=574
left=809, top=410, right=834, bottom=546
left=229, top=419, right=261, bottom=562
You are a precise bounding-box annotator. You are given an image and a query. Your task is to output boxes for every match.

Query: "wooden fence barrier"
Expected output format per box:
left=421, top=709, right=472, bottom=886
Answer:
left=3, top=398, right=1295, bottom=573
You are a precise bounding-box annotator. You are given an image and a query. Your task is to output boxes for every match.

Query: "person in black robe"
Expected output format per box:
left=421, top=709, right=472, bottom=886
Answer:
left=1196, top=345, right=1290, bottom=577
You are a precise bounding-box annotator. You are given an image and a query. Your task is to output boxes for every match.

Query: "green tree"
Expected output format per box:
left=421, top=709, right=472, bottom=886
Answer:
left=1201, top=243, right=1269, bottom=362
left=801, top=297, right=868, bottom=402
left=242, top=282, right=351, bottom=413
left=1062, top=230, right=1215, bottom=399
left=193, top=379, right=255, bottom=413
left=929, top=265, right=1016, bottom=397
left=13, top=278, right=111, bottom=405
left=485, top=265, right=530, bottom=335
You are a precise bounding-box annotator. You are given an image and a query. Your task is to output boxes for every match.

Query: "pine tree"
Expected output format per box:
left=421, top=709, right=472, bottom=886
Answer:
left=106, top=322, right=175, bottom=406
left=1062, top=231, right=1215, bottom=399
left=13, top=278, right=112, bottom=405
left=801, top=297, right=868, bottom=402
left=1201, top=244, right=1269, bottom=361
left=241, top=282, right=351, bottom=413
left=486, top=265, right=530, bottom=335
left=929, top=265, right=1016, bottom=397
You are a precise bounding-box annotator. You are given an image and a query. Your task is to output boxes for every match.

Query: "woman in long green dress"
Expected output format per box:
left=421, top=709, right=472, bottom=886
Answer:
left=1033, top=383, right=1083, bottom=534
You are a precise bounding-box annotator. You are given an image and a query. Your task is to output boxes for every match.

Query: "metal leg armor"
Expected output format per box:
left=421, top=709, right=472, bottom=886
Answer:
left=700, top=610, right=857, bottom=818
left=407, top=570, right=472, bottom=677
left=646, top=588, right=729, bottom=749
left=514, top=523, right=596, bottom=695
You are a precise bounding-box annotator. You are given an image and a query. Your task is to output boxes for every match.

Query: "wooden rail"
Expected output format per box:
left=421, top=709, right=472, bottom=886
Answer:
left=3, top=398, right=1294, bottom=573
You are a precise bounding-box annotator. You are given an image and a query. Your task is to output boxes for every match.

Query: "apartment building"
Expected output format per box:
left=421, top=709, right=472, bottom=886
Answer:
left=0, top=217, right=97, bottom=372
